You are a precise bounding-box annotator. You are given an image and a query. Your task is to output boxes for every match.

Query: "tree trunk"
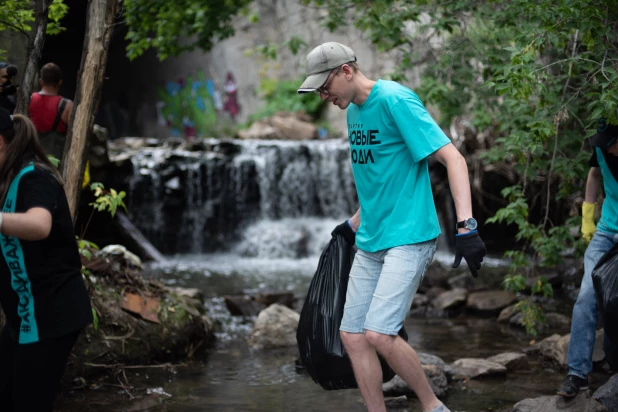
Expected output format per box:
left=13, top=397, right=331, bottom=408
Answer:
left=62, top=0, right=120, bottom=220
left=14, top=0, right=50, bottom=115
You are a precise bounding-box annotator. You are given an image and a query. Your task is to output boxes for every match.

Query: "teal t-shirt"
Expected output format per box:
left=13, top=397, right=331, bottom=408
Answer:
left=347, top=80, right=450, bottom=252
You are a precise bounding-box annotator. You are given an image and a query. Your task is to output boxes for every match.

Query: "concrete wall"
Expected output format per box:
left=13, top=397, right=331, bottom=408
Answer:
left=106, top=0, right=425, bottom=138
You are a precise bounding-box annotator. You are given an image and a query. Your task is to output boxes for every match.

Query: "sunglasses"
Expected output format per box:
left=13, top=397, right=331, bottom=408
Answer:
left=314, top=66, right=342, bottom=96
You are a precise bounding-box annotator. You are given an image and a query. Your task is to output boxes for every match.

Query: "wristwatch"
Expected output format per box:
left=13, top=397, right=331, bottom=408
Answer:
left=456, top=217, right=478, bottom=231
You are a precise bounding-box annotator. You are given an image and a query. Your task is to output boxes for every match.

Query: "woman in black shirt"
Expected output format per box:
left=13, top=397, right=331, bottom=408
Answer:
left=0, top=109, right=92, bottom=411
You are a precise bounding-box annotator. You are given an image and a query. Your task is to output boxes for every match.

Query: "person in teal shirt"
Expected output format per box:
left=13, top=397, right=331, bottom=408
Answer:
left=557, top=118, right=618, bottom=398
left=298, top=42, right=486, bottom=412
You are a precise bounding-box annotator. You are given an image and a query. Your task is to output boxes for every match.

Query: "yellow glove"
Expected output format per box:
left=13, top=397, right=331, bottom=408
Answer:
left=582, top=201, right=597, bottom=243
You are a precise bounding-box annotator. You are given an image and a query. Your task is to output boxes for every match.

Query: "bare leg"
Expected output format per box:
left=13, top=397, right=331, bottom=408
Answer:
left=366, top=330, right=442, bottom=412
left=341, top=331, right=386, bottom=412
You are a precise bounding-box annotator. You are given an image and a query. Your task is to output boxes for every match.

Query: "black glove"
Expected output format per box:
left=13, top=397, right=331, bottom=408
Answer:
left=452, top=231, right=486, bottom=278
left=331, top=221, right=356, bottom=245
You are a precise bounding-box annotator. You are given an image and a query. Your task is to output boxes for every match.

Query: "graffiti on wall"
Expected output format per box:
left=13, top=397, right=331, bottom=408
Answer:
left=156, top=71, right=221, bottom=138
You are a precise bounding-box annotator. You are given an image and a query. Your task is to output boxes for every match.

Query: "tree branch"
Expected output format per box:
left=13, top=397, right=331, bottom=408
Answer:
left=0, top=19, right=30, bottom=37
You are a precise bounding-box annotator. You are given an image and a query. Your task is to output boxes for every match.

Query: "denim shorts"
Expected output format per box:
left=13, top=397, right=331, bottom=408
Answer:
left=340, top=240, right=436, bottom=335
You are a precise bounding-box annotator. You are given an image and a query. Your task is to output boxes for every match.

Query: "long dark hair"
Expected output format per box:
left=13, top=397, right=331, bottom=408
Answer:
left=0, top=114, right=63, bottom=203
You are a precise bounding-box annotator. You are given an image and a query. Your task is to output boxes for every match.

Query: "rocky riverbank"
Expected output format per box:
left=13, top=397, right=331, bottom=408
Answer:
left=65, top=245, right=214, bottom=387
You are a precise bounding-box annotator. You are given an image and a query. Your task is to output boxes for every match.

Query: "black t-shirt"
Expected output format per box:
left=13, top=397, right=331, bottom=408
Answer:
left=589, top=148, right=618, bottom=183
left=0, top=167, right=92, bottom=342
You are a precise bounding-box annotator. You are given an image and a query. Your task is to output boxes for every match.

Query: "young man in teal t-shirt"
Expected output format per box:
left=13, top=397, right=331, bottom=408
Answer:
left=298, top=42, right=486, bottom=412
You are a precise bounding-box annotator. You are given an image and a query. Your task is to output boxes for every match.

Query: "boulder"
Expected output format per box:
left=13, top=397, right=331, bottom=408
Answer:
left=382, top=365, right=448, bottom=397
left=498, top=304, right=518, bottom=323
left=97, top=244, right=143, bottom=269
left=467, top=290, right=517, bottom=312
left=544, top=312, right=571, bottom=329
left=384, top=395, right=408, bottom=409
left=238, top=120, right=279, bottom=140
left=450, top=358, right=507, bottom=379
left=224, top=295, right=266, bottom=317
left=433, top=288, right=468, bottom=310
left=539, top=334, right=570, bottom=367
left=248, top=304, right=300, bottom=349
left=411, top=293, right=429, bottom=308
left=447, top=272, right=476, bottom=290
left=486, top=352, right=529, bottom=371
left=511, top=393, right=607, bottom=412
left=539, top=330, right=605, bottom=367
left=270, top=114, right=317, bottom=140
left=593, top=374, right=618, bottom=412
left=255, top=292, right=296, bottom=309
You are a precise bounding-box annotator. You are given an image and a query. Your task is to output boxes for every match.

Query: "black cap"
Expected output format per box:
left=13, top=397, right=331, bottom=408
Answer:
left=0, top=108, right=13, bottom=132
left=589, top=118, right=618, bottom=148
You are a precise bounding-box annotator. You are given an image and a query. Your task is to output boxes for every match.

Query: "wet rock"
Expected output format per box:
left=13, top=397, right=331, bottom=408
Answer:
left=423, top=364, right=449, bottom=396
left=224, top=295, right=266, bottom=317
left=255, top=292, right=295, bottom=309
left=248, top=304, right=300, bottom=349
left=447, top=273, right=476, bottom=290
left=539, top=334, right=570, bottom=366
left=97, top=244, right=143, bottom=269
left=498, top=304, right=518, bottom=323
left=593, top=374, right=618, bottom=412
left=384, top=395, right=409, bottom=408
left=466, top=290, right=517, bottom=313
left=168, top=287, right=204, bottom=302
left=450, top=358, right=507, bottom=379
left=433, top=288, right=468, bottom=310
left=544, top=313, right=571, bottom=329
left=511, top=392, right=607, bottom=412
left=409, top=306, right=448, bottom=318
left=420, top=265, right=450, bottom=289
left=411, top=293, right=429, bottom=308
left=418, top=352, right=448, bottom=369
left=486, top=352, right=529, bottom=371
left=539, top=330, right=605, bottom=367
left=382, top=365, right=448, bottom=398
left=425, top=286, right=448, bottom=301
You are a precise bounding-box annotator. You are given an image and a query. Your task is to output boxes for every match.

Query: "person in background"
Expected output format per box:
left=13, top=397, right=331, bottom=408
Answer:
left=28, top=62, right=73, bottom=160
left=0, top=63, right=19, bottom=114
left=298, top=42, right=487, bottom=412
left=223, top=72, right=239, bottom=122
left=557, top=118, right=618, bottom=398
left=0, top=109, right=92, bottom=411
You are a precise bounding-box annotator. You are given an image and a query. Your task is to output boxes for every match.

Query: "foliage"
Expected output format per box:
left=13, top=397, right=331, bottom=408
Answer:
left=0, top=0, right=68, bottom=58
left=89, top=182, right=127, bottom=218
left=300, top=0, right=618, bottom=333
left=123, top=0, right=254, bottom=60
left=248, top=77, right=326, bottom=122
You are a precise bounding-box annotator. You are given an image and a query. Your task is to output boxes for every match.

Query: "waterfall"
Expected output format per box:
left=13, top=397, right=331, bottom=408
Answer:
left=124, top=138, right=358, bottom=254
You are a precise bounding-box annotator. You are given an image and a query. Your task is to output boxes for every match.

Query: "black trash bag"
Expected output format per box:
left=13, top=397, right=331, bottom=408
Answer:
left=296, top=223, right=408, bottom=390
left=592, top=243, right=618, bottom=370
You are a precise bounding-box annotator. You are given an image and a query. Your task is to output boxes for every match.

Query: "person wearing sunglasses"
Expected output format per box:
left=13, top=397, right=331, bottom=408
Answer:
left=298, top=42, right=486, bottom=412
left=557, top=118, right=618, bottom=398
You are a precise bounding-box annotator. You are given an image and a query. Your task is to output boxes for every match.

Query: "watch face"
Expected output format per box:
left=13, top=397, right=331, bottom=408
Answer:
left=466, top=218, right=478, bottom=230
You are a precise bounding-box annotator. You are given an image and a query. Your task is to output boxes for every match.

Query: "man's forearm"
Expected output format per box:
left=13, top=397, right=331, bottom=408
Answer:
left=446, top=156, right=473, bottom=224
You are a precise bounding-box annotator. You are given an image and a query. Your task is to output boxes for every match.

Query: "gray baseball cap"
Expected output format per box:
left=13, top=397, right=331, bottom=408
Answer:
left=297, top=42, right=356, bottom=94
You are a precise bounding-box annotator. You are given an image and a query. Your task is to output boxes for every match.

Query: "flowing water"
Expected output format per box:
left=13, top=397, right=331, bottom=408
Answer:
left=54, top=139, right=610, bottom=411
left=55, top=218, right=608, bottom=412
